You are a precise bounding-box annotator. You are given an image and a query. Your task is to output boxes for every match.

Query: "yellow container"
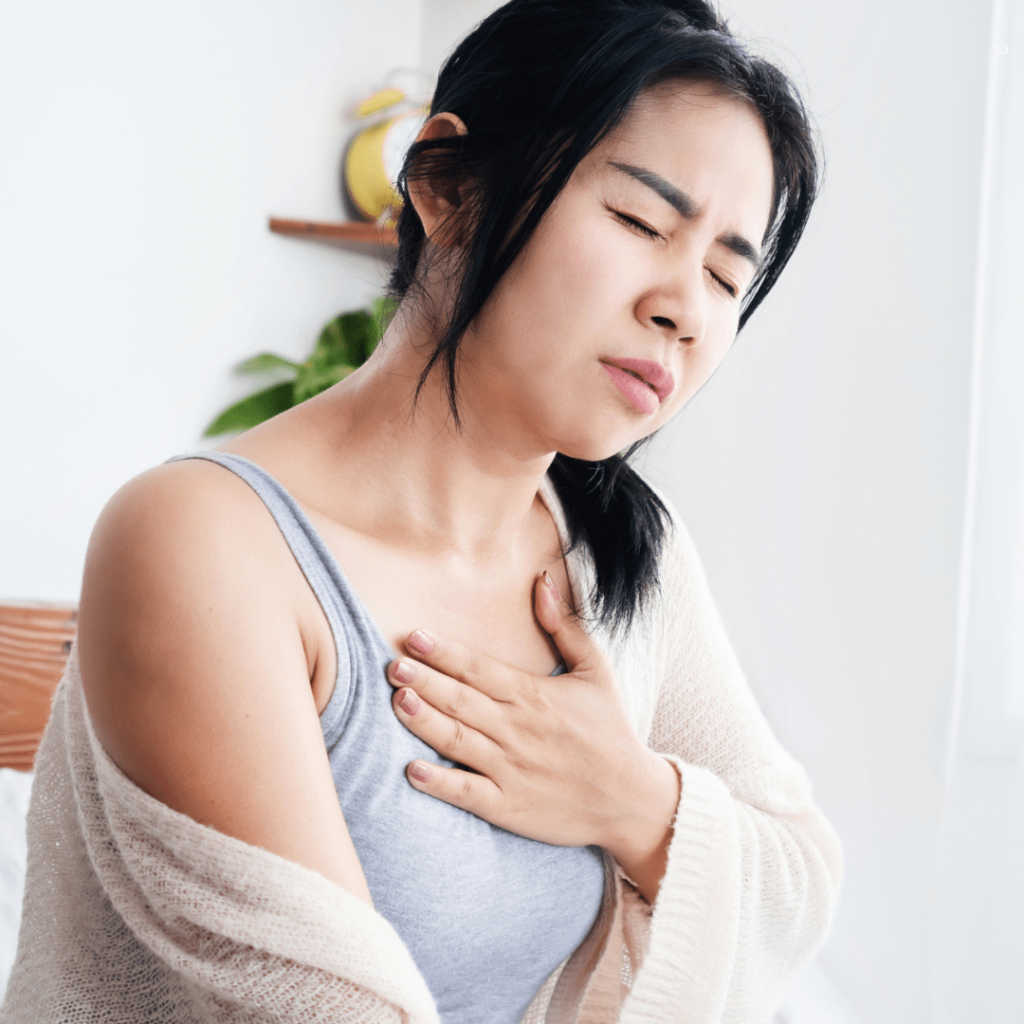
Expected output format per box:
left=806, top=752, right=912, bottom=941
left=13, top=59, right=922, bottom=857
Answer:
left=344, top=107, right=427, bottom=223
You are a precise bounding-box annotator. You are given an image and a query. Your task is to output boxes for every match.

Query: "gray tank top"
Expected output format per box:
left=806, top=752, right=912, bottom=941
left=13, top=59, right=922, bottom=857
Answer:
left=169, top=452, right=605, bottom=1024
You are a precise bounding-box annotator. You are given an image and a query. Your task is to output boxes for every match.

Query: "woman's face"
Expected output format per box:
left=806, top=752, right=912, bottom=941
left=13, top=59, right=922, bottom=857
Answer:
left=455, top=79, right=776, bottom=463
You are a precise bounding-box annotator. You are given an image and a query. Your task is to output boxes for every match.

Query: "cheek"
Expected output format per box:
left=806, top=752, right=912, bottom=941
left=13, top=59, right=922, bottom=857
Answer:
left=505, top=209, right=638, bottom=339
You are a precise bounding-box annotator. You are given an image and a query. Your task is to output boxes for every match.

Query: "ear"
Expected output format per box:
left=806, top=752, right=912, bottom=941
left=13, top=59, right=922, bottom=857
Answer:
left=405, top=112, right=469, bottom=247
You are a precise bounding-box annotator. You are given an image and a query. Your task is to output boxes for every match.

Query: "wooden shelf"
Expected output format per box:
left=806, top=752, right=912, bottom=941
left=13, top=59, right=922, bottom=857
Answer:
left=268, top=217, right=398, bottom=255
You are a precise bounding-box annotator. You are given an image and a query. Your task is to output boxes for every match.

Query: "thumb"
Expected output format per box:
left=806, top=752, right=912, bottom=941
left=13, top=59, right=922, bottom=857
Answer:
left=534, top=572, right=597, bottom=673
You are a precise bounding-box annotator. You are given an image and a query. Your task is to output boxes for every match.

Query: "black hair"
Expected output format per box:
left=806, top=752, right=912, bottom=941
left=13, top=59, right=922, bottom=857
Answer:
left=389, top=0, right=818, bottom=632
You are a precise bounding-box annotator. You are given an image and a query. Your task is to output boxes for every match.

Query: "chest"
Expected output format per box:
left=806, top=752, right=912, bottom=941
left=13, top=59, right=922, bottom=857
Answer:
left=318, top=612, right=606, bottom=1024
left=299, top=506, right=574, bottom=712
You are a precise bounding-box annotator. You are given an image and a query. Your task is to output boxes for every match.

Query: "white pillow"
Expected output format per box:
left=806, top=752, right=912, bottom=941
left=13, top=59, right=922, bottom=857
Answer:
left=0, top=768, right=33, bottom=996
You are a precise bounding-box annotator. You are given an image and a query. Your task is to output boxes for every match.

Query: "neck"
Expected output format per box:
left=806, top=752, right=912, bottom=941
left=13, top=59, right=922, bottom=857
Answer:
left=296, top=308, right=557, bottom=564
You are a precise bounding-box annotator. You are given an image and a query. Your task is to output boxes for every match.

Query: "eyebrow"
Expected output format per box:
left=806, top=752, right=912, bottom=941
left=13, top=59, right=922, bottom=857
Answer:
left=610, top=161, right=763, bottom=270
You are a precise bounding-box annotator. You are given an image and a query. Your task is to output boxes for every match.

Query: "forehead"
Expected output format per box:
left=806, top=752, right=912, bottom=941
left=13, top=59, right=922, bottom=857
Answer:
left=584, top=80, right=775, bottom=235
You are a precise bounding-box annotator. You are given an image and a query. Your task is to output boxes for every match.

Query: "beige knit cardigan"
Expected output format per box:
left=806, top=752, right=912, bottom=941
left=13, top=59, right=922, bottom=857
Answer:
left=0, top=485, right=842, bottom=1024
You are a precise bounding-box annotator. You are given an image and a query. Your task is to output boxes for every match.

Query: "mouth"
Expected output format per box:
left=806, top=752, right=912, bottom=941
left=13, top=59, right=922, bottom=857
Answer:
left=624, top=367, right=656, bottom=393
left=601, top=358, right=675, bottom=401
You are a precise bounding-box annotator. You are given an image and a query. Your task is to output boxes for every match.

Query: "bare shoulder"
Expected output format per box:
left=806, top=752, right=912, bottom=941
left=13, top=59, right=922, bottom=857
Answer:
left=79, top=457, right=304, bottom=709
left=85, top=457, right=280, bottom=590
left=78, top=456, right=311, bottom=796
left=77, top=457, right=371, bottom=900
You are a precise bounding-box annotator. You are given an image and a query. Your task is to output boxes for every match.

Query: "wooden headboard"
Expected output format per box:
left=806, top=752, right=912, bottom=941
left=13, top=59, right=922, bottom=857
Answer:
left=0, top=602, right=78, bottom=771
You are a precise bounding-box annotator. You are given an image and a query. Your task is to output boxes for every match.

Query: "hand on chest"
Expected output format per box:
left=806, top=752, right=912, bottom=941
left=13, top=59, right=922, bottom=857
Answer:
left=303, top=505, right=573, bottom=678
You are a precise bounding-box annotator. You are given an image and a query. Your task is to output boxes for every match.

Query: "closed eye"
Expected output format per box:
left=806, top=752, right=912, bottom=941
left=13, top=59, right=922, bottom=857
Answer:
left=613, top=206, right=738, bottom=298
left=706, top=268, right=737, bottom=298
left=612, top=209, right=661, bottom=240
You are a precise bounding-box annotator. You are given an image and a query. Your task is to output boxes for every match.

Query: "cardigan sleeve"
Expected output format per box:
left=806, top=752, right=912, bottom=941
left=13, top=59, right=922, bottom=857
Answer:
left=0, top=658, right=441, bottom=1024
left=618, top=509, right=843, bottom=1024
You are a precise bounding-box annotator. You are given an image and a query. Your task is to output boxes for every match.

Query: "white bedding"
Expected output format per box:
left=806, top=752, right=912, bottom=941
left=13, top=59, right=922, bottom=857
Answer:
left=0, top=768, right=32, bottom=996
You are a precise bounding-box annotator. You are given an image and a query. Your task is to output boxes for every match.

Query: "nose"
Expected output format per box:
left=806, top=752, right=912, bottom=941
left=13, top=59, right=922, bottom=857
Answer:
left=634, top=265, right=707, bottom=345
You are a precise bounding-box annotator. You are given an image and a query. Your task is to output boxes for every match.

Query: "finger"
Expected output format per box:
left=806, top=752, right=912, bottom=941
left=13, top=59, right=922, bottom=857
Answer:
left=533, top=571, right=601, bottom=672
left=405, top=758, right=505, bottom=823
left=391, top=686, right=503, bottom=769
left=403, top=629, right=519, bottom=702
left=387, top=656, right=496, bottom=734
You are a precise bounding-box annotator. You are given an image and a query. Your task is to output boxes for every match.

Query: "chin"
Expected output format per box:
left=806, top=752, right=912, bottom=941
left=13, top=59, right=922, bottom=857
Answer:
left=555, top=434, right=644, bottom=463
left=543, top=404, right=659, bottom=463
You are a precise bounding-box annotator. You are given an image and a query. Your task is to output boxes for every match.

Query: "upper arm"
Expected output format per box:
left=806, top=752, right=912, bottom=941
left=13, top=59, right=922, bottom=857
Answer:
left=77, top=460, right=372, bottom=903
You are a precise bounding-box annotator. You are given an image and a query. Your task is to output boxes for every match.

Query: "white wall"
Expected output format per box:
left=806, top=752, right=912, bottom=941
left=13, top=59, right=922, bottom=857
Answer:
left=0, top=0, right=422, bottom=601
left=931, top=0, right=1024, bottom=1018
left=421, top=0, right=497, bottom=75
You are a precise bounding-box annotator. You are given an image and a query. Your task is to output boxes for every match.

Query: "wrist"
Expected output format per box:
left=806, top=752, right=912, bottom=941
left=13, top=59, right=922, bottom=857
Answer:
left=603, top=753, right=680, bottom=902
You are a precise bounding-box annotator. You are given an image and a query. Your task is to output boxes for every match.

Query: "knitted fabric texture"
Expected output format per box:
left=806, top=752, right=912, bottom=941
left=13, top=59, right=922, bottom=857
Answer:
left=0, top=492, right=842, bottom=1024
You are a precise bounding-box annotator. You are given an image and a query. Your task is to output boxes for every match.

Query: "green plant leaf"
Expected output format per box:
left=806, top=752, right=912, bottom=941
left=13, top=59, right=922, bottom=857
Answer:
left=311, top=317, right=348, bottom=367
left=237, top=352, right=302, bottom=374
left=370, top=295, right=399, bottom=355
left=314, top=310, right=379, bottom=369
left=293, top=364, right=357, bottom=404
left=205, top=295, right=394, bottom=440
left=204, top=381, right=295, bottom=436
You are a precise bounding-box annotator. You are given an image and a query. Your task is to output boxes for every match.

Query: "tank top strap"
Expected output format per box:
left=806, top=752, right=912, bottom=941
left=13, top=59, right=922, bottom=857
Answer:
left=164, top=451, right=390, bottom=735
left=166, top=451, right=344, bottom=625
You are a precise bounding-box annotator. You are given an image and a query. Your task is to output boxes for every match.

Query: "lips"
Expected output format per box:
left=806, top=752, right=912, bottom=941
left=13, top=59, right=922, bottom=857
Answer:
left=601, top=358, right=675, bottom=401
left=602, top=363, right=666, bottom=415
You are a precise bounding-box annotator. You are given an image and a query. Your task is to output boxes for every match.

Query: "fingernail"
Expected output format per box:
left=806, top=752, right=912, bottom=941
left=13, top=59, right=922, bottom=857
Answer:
left=398, top=689, right=420, bottom=715
left=408, top=630, right=434, bottom=654
left=391, top=659, right=414, bottom=685
left=543, top=571, right=561, bottom=601
left=408, top=760, right=432, bottom=783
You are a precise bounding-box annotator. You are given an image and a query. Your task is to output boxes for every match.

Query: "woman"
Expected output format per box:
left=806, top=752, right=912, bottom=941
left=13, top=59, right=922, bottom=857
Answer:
left=1, top=1, right=841, bottom=1022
